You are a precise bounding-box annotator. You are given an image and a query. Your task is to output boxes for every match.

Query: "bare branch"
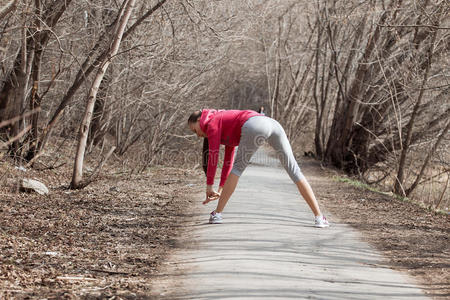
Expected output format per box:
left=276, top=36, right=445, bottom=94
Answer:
left=0, top=0, right=17, bottom=21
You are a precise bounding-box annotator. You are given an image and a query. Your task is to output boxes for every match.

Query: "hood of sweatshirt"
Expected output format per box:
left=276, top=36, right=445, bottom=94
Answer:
left=199, top=109, right=220, bottom=133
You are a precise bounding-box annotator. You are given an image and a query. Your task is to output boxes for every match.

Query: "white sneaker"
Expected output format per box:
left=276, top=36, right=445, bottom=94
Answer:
left=209, top=211, right=223, bottom=224
left=314, top=215, right=329, bottom=228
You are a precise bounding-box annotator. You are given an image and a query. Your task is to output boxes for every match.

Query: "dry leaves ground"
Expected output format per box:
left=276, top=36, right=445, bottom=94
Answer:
left=0, top=151, right=448, bottom=299
left=0, top=154, right=202, bottom=299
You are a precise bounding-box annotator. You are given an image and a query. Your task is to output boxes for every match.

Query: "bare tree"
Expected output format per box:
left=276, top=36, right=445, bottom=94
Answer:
left=0, top=0, right=447, bottom=203
left=22, top=0, right=168, bottom=163
left=71, top=0, right=136, bottom=189
left=394, top=21, right=439, bottom=195
left=0, top=0, right=72, bottom=159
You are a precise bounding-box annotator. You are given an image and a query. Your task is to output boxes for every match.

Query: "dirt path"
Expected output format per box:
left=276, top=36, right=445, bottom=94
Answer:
left=304, top=158, right=450, bottom=299
left=149, top=149, right=441, bottom=299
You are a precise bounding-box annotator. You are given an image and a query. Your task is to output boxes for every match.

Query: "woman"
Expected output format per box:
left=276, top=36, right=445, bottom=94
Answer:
left=188, top=109, right=329, bottom=227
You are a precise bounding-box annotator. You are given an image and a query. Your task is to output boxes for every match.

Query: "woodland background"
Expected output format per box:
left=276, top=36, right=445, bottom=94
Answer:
left=1, top=0, right=449, bottom=209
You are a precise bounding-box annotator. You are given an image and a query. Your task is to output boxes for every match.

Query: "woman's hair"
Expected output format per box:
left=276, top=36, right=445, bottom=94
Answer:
left=187, top=110, right=209, bottom=175
left=188, top=110, right=202, bottom=124
left=202, top=138, right=209, bottom=175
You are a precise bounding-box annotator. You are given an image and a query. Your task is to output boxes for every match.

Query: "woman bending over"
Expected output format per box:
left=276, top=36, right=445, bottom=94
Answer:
left=188, top=109, right=329, bottom=228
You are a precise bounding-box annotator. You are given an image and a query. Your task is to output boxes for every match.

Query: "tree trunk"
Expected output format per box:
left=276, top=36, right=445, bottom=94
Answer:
left=10, top=20, right=34, bottom=158
left=270, top=17, right=282, bottom=120
left=394, top=27, right=438, bottom=195
left=71, top=0, right=136, bottom=189
left=0, top=0, right=72, bottom=123
left=323, top=6, right=390, bottom=170
left=1, top=0, right=71, bottom=162
left=88, top=68, right=111, bottom=149
left=312, top=16, right=324, bottom=158
left=25, top=0, right=44, bottom=161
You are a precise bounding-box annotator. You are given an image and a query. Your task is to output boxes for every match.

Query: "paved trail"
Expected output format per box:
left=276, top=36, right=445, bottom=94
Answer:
left=151, top=149, right=428, bottom=299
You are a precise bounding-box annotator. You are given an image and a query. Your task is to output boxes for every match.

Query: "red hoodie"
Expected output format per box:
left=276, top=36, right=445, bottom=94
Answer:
left=199, top=109, right=262, bottom=186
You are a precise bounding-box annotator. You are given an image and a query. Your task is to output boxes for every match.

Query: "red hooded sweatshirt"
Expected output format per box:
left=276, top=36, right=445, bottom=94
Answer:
left=199, top=109, right=262, bottom=186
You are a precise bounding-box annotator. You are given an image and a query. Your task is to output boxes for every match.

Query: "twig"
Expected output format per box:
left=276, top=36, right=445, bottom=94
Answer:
left=77, top=146, right=116, bottom=189
left=435, top=173, right=449, bottom=210
left=90, top=269, right=131, bottom=275
left=377, top=24, right=450, bottom=30
left=1, top=125, right=32, bottom=147
left=169, top=133, right=196, bottom=139
left=0, top=108, right=41, bottom=128
left=56, top=276, right=98, bottom=281
left=34, top=162, right=66, bottom=171
left=0, top=0, right=17, bottom=21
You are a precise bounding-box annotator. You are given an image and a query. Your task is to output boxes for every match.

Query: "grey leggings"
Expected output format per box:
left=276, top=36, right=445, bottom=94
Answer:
left=231, top=116, right=305, bottom=183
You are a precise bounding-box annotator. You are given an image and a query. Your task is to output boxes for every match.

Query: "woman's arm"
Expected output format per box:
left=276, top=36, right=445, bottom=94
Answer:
left=206, top=128, right=220, bottom=186
left=203, top=124, right=221, bottom=203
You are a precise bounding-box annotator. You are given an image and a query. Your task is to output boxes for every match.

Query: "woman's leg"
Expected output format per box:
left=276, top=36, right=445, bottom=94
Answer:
left=268, top=120, right=322, bottom=217
left=296, top=178, right=321, bottom=217
left=215, top=173, right=239, bottom=213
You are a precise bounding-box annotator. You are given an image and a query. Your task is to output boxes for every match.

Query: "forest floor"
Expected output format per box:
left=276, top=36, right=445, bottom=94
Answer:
left=0, top=148, right=448, bottom=299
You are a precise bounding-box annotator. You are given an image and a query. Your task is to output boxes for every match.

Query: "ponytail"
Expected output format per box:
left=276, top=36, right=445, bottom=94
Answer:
left=202, top=138, right=209, bottom=175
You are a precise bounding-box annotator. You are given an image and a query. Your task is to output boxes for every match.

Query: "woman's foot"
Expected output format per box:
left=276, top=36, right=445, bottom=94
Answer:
left=209, top=211, right=223, bottom=224
left=314, top=215, right=329, bottom=228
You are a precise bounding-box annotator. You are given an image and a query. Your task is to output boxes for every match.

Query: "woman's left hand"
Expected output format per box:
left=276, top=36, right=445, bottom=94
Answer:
left=203, top=185, right=220, bottom=205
